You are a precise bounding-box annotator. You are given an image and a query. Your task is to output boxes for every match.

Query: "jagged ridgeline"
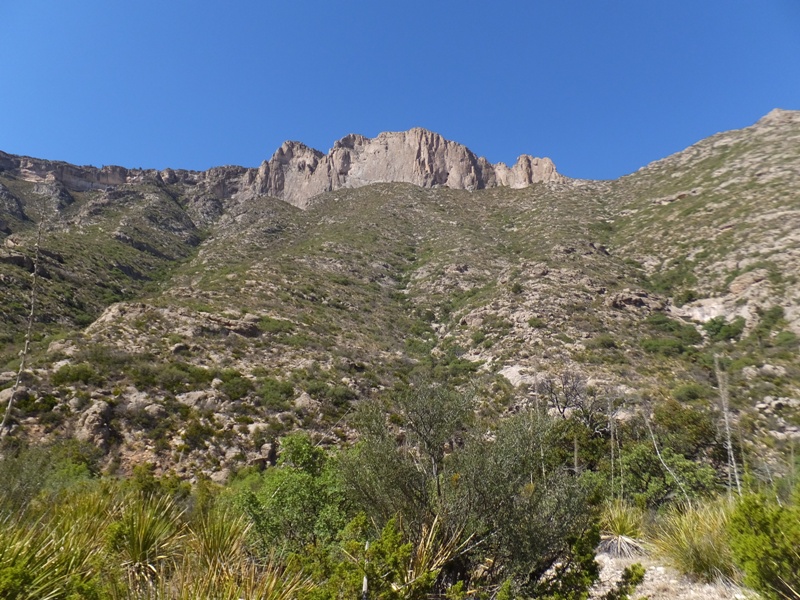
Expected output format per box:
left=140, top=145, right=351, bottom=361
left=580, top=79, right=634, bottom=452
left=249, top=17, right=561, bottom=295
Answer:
left=0, top=111, right=798, bottom=478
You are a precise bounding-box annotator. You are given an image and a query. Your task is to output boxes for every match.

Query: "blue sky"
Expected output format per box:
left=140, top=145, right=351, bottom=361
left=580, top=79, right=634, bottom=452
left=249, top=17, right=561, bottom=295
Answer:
left=1, top=1, right=798, bottom=180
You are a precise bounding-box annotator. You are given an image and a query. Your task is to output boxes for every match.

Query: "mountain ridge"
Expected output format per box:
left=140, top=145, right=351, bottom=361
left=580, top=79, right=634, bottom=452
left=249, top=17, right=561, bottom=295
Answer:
left=0, top=127, right=565, bottom=211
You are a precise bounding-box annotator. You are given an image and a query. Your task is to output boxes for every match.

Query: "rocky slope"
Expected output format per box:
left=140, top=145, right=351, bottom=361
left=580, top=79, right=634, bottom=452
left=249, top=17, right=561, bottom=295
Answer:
left=0, top=112, right=798, bottom=480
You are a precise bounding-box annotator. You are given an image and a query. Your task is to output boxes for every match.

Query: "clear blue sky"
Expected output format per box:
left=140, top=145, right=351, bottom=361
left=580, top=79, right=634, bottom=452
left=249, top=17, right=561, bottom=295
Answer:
left=1, top=1, right=799, bottom=180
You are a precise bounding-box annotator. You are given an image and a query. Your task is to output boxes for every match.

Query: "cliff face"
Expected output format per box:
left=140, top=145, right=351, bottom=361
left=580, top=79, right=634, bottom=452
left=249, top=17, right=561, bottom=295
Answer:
left=0, top=128, right=565, bottom=209
left=253, top=128, right=565, bottom=207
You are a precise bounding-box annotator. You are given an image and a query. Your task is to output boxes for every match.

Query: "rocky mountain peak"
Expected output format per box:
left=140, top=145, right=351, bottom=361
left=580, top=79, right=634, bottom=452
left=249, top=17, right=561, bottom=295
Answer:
left=253, top=128, right=566, bottom=207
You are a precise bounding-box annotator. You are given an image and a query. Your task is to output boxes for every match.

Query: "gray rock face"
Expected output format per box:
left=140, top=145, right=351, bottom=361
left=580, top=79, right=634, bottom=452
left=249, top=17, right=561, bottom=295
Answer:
left=0, top=129, right=566, bottom=210
left=252, top=128, right=565, bottom=208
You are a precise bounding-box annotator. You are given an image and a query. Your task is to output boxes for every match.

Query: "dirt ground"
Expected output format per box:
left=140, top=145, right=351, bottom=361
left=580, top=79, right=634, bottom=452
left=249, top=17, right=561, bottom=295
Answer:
left=591, top=553, right=754, bottom=600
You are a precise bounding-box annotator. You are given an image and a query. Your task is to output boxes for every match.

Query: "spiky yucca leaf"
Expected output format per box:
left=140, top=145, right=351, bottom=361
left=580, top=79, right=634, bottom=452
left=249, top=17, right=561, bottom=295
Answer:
left=107, top=493, right=185, bottom=590
left=187, top=505, right=250, bottom=573
left=394, top=515, right=472, bottom=597
left=0, top=514, right=100, bottom=600
left=169, top=552, right=312, bottom=600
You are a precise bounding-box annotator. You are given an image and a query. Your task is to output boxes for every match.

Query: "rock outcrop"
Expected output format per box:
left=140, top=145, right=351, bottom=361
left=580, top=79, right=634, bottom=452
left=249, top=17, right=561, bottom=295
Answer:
left=252, top=128, right=565, bottom=208
left=0, top=128, right=566, bottom=210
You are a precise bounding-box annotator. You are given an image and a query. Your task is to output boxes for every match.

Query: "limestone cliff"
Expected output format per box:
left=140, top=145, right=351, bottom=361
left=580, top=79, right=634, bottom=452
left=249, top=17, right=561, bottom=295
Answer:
left=252, top=128, right=565, bottom=207
left=0, top=128, right=566, bottom=209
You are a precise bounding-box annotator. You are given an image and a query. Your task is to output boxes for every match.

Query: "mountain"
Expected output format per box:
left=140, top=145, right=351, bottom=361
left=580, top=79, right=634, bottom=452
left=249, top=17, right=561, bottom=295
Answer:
left=0, top=127, right=563, bottom=211
left=0, top=112, right=798, bottom=480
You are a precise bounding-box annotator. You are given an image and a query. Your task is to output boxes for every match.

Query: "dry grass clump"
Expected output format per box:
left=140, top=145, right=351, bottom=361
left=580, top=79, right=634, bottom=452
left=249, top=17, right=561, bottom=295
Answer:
left=648, top=499, right=738, bottom=584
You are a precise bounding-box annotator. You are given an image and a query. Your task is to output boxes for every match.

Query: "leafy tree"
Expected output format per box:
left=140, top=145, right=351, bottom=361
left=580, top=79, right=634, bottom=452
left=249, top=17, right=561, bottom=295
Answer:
left=619, top=442, right=717, bottom=508
left=234, top=433, right=348, bottom=555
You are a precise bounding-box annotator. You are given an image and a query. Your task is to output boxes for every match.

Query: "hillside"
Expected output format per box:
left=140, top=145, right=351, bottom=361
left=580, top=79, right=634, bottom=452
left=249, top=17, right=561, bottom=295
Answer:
left=1, top=112, right=798, bottom=480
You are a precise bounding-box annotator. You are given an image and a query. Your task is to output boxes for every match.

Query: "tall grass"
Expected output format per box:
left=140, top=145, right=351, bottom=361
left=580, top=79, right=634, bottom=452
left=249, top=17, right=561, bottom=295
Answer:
left=649, top=498, right=738, bottom=583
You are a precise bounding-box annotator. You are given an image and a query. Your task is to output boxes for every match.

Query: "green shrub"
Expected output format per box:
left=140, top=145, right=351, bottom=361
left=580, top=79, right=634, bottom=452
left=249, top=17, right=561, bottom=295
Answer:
left=621, top=443, right=718, bottom=508
left=645, top=313, right=703, bottom=344
left=258, top=316, right=294, bottom=335
left=674, top=288, right=699, bottom=307
left=471, top=330, right=487, bottom=345
left=257, top=378, right=295, bottom=410
left=641, top=337, right=685, bottom=356
left=586, top=334, right=618, bottom=350
left=182, top=419, right=215, bottom=450
left=653, top=399, right=718, bottom=460
left=219, top=373, right=254, bottom=401
left=51, top=363, right=103, bottom=386
left=15, top=393, right=57, bottom=417
left=703, top=316, right=746, bottom=342
left=671, top=382, right=708, bottom=402
left=528, top=316, right=546, bottom=328
left=728, top=488, right=800, bottom=599
left=774, top=330, right=798, bottom=348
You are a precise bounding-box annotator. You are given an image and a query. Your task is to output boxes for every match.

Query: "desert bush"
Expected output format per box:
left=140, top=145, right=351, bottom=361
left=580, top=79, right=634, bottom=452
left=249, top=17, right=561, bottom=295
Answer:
left=703, top=316, right=746, bottom=342
left=641, top=337, right=686, bottom=356
left=219, top=369, right=253, bottom=401
left=774, top=330, right=799, bottom=348
left=51, top=362, right=103, bottom=386
left=620, top=442, right=718, bottom=508
left=234, top=433, right=348, bottom=556
left=339, top=381, right=600, bottom=598
left=0, top=440, right=99, bottom=514
left=257, top=377, right=295, bottom=410
left=652, top=398, right=719, bottom=460
left=587, top=333, right=618, bottom=350
left=645, top=313, right=703, bottom=345
left=258, top=316, right=295, bottom=335
left=671, top=382, right=708, bottom=402
left=728, top=487, right=800, bottom=599
left=528, top=316, right=546, bottom=328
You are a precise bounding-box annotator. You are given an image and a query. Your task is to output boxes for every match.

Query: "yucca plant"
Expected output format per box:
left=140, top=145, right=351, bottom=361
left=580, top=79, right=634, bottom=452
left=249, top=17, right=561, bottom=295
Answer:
left=0, top=513, right=101, bottom=599
left=169, top=553, right=312, bottom=600
left=394, top=515, right=472, bottom=599
left=106, top=493, right=186, bottom=594
left=186, top=504, right=250, bottom=574
left=598, top=499, right=645, bottom=558
left=649, top=498, right=738, bottom=583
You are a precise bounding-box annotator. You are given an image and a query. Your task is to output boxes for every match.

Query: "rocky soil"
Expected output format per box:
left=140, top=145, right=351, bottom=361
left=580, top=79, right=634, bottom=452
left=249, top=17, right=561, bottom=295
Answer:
left=593, top=554, right=749, bottom=600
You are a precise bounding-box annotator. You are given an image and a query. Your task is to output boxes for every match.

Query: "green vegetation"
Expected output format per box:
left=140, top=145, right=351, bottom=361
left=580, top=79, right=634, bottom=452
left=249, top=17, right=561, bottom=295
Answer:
left=728, top=485, right=800, bottom=599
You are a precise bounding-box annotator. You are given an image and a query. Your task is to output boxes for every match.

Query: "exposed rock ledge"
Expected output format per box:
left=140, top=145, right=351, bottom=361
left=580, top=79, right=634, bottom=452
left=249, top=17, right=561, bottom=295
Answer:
left=0, top=128, right=566, bottom=209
